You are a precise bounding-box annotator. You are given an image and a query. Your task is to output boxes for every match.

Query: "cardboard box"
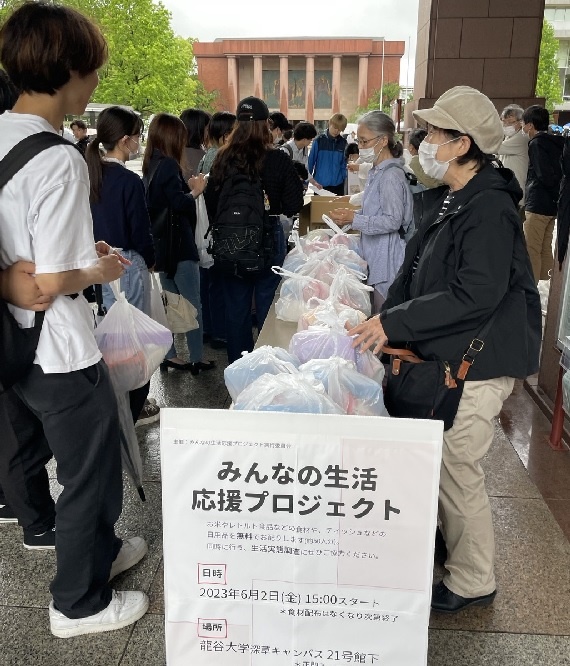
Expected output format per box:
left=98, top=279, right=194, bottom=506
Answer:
left=298, top=195, right=359, bottom=235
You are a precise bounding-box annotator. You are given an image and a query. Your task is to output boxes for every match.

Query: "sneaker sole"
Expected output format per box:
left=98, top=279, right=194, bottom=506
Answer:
left=23, top=543, right=55, bottom=551
left=109, top=540, right=149, bottom=580
left=50, top=597, right=149, bottom=638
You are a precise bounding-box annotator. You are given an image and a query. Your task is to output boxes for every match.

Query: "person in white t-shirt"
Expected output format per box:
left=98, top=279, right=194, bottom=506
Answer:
left=0, top=1, right=148, bottom=638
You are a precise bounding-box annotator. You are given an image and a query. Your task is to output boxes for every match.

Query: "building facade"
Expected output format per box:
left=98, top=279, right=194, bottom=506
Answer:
left=545, top=0, right=570, bottom=101
left=193, top=38, right=405, bottom=125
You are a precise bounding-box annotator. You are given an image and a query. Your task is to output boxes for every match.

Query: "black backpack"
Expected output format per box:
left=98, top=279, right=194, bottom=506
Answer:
left=0, top=131, right=74, bottom=392
left=208, top=172, right=275, bottom=278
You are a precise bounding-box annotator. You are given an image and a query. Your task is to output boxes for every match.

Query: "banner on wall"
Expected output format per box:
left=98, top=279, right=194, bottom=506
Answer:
left=161, top=409, right=443, bottom=666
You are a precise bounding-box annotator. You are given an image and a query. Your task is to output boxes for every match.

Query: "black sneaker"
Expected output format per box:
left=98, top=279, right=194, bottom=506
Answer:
left=23, top=527, right=55, bottom=550
left=0, top=504, right=17, bottom=524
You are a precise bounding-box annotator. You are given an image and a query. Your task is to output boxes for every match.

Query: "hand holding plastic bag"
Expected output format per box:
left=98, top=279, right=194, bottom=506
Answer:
left=195, top=194, right=214, bottom=269
left=94, top=280, right=172, bottom=393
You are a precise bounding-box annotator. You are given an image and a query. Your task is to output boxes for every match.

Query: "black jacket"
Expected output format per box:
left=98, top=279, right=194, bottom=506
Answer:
left=203, top=148, right=304, bottom=221
left=525, top=132, right=564, bottom=216
left=380, top=165, right=542, bottom=381
left=143, top=150, right=198, bottom=267
left=557, top=138, right=570, bottom=268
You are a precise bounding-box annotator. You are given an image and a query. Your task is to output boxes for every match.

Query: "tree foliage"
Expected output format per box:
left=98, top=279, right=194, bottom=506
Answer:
left=349, top=82, right=401, bottom=121
left=537, top=18, right=563, bottom=112
left=0, top=0, right=219, bottom=115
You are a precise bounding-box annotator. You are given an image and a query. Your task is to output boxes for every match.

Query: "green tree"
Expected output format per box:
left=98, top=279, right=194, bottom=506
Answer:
left=349, top=82, right=401, bottom=121
left=537, top=18, right=563, bottom=112
left=0, top=0, right=219, bottom=114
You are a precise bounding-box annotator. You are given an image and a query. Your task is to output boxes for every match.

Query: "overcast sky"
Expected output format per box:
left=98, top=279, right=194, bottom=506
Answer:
left=161, top=0, right=420, bottom=87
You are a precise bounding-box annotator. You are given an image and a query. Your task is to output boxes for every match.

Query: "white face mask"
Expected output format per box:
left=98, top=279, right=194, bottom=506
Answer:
left=418, top=137, right=460, bottom=180
left=503, top=125, right=517, bottom=138
left=358, top=138, right=382, bottom=164
left=127, top=137, right=140, bottom=160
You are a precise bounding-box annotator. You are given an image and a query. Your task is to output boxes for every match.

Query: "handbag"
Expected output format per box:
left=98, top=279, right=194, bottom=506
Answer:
left=383, top=298, right=506, bottom=431
left=162, top=290, right=198, bottom=334
left=0, top=132, right=75, bottom=392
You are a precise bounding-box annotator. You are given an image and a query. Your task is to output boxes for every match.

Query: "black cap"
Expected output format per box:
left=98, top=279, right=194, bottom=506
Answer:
left=236, top=96, right=269, bottom=121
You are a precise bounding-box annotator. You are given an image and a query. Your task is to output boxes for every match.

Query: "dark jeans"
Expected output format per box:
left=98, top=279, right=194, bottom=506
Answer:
left=222, top=221, right=286, bottom=364
left=0, top=389, right=55, bottom=536
left=14, top=361, right=123, bottom=619
left=200, top=266, right=226, bottom=342
left=322, top=182, right=345, bottom=196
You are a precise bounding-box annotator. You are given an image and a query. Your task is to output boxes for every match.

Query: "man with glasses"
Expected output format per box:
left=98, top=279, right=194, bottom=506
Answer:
left=498, top=104, right=528, bottom=223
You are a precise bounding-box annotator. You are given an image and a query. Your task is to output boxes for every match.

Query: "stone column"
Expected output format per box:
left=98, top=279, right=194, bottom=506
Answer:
left=305, top=56, right=315, bottom=123
left=332, top=55, right=342, bottom=114
left=279, top=55, right=289, bottom=115
left=227, top=55, right=238, bottom=113
left=358, top=55, right=369, bottom=108
left=253, top=56, right=262, bottom=98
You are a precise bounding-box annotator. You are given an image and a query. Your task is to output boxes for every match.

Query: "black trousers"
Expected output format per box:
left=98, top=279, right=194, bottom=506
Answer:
left=13, top=361, right=123, bottom=619
left=0, top=389, right=55, bottom=536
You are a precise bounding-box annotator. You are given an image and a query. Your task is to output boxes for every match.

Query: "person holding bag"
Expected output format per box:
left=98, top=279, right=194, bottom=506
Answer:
left=348, top=86, right=541, bottom=614
left=142, top=113, right=215, bottom=375
left=87, top=105, right=160, bottom=425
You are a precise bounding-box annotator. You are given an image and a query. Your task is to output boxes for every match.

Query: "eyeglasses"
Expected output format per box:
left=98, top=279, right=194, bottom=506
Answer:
left=356, top=135, right=380, bottom=147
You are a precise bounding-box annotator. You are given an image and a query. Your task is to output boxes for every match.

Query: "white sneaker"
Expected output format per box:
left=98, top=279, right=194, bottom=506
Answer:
left=109, top=536, right=148, bottom=581
left=49, top=590, right=149, bottom=638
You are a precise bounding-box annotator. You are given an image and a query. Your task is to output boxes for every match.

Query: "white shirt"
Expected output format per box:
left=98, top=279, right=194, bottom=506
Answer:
left=0, top=112, right=101, bottom=373
left=498, top=129, right=529, bottom=206
left=280, top=139, right=309, bottom=168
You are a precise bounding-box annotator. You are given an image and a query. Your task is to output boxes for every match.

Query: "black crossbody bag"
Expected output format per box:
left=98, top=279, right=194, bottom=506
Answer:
left=0, top=132, right=73, bottom=392
left=383, top=299, right=505, bottom=431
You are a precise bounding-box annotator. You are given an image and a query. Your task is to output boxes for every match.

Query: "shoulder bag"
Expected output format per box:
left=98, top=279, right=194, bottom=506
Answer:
left=0, top=132, right=74, bottom=392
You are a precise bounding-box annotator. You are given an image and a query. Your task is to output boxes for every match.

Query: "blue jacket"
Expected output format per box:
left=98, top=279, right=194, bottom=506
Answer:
left=307, top=131, right=347, bottom=187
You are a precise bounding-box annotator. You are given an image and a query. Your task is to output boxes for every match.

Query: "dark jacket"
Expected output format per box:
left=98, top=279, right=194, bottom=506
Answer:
left=380, top=164, right=542, bottom=381
left=556, top=138, right=570, bottom=268
left=75, top=136, right=90, bottom=157
left=525, top=132, right=564, bottom=216
left=91, top=162, right=155, bottom=268
left=307, top=130, right=348, bottom=187
left=203, top=148, right=304, bottom=221
left=143, top=149, right=198, bottom=268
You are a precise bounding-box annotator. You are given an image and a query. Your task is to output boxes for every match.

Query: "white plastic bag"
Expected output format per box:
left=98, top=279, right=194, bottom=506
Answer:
left=149, top=273, right=169, bottom=329
left=94, top=281, right=172, bottom=393
left=297, top=297, right=367, bottom=332
left=195, top=194, right=214, bottom=269
left=234, top=373, right=343, bottom=414
left=355, top=348, right=386, bottom=386
left=224, top=345, right=300, bottom=402
left=329, top=266, right=373, bottom=317
left=300, top=357, right=387, bottom=416
left=289, top=326, right=357, bottom=365
left=272, top=266, right=330, bottom=322
left=321, top=214, right=362, bottom=256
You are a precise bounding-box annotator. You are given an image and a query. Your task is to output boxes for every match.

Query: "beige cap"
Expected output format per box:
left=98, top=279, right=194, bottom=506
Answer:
left=413, top=86, right=504, bottom=155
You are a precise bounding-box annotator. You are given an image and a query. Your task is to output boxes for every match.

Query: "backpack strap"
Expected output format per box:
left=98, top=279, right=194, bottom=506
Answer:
left=0, top=132, right=74, bottom=189
left=282, top=143, right=294, bottom=159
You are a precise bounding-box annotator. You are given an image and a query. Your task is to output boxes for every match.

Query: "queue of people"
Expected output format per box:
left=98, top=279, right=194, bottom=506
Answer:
left=0, top=0, right=560, bottom=648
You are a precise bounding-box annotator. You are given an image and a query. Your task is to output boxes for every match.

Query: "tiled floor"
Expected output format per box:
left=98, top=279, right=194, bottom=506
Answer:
left=0, top=338, right=569, bottom=665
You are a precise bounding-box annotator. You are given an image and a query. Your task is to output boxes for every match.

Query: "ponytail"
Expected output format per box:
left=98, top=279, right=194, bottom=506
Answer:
left=86, top=137, right=104, bottom=203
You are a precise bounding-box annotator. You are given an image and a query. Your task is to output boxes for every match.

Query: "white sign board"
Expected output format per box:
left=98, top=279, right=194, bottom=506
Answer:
left=161, top=409, right=443, bottom=666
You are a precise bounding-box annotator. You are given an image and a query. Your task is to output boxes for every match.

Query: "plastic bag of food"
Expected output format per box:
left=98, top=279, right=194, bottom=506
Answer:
left=321, top=214, right=362, bottom=256
left=224, top=345, right=300, bottom=401
left=299, top=357, right=387, bottom=416
left=272, top=267, right=330, bottom=322
left=297, top=297, right=367, bottom=332
left=329, top=266, right=373, bottom=317
left=289, top=326, right=357, bottom=365
left=234, top=373, right=343, bottom=414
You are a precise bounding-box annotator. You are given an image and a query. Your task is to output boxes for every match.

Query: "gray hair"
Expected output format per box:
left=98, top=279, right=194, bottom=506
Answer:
left=501, top=104, right=523, bottom=121
left=357, top=110, right=403, bottom=158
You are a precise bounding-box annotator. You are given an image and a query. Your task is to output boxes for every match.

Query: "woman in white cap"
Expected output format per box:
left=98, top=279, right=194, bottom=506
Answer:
left=348, top=86, right=541, bottom=614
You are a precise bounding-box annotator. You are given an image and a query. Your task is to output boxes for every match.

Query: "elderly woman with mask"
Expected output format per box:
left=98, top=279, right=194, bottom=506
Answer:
left=329, top=111, right=413, bottom=313
left=348, top=87, right=541, bottom=615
